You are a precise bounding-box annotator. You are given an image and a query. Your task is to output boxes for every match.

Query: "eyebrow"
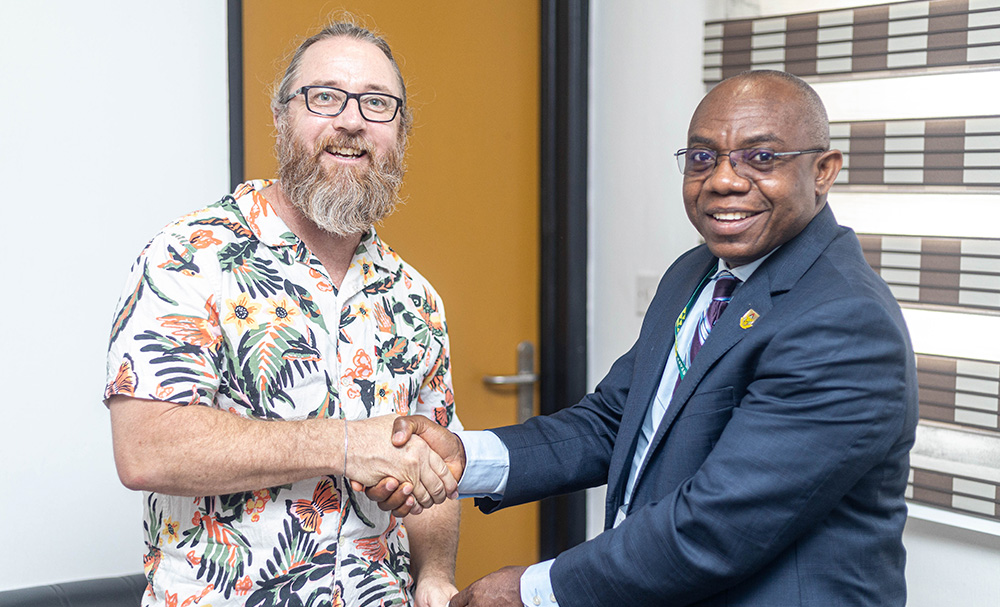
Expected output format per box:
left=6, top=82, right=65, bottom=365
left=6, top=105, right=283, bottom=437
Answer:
left=309, top=79, right=398, bottom=96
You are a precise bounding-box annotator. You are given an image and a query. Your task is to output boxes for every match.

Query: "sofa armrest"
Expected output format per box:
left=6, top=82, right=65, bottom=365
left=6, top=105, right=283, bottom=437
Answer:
left=0, top=573, right=147, bottom=607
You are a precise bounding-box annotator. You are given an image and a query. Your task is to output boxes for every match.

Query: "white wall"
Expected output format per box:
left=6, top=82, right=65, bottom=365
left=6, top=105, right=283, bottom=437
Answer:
left=0, top=1, right=229, bottom=589
left=904, top=514, right=1000, bottom=606
left=588, top=0, right=705, bottom=387
left=587, top=0, right=707, bottom=538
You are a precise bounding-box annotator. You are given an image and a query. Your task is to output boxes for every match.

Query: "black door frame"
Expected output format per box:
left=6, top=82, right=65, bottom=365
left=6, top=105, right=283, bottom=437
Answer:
left=539, top=0, right=589, bottom=560
left=226, top=0, right=591, bottom=563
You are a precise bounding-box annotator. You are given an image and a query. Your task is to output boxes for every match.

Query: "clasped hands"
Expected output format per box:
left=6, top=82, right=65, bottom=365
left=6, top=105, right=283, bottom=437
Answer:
left=354, top=416, right=527, bottom=607
left=349, top=415, right=466, bottom=514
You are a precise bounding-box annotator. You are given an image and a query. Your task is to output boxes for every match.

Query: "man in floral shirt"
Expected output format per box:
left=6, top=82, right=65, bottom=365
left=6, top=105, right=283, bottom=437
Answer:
left=105, top=21, right=462, bottom=607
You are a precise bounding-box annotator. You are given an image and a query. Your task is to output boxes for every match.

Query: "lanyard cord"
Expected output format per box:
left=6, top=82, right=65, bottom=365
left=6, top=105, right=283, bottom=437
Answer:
left=673, top=267, right=716, bottom=380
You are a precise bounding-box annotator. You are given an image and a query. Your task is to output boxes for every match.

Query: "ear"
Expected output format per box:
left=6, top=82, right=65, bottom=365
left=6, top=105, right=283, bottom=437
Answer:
left=814, top=149, right=844, bottom=197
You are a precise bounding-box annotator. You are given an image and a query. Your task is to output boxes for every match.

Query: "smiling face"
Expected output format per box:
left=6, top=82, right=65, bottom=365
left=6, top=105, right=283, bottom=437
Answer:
left=275, top=35, right=407, bottom=235
left=682, top=75, right=842, bottom=267
left=282, top=35, right=404, bottom=169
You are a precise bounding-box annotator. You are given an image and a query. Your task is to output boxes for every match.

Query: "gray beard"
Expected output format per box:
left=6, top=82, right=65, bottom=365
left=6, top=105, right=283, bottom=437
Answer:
left=276, top=121, right=405, bottom=236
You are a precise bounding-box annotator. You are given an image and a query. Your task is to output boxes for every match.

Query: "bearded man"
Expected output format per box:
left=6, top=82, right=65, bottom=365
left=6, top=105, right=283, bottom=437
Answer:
left=105, top=21, right=462, bottom=607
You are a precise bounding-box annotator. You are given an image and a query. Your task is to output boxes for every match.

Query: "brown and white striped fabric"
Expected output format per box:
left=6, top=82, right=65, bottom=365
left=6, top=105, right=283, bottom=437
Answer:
left=831, top=116, right=1000, bottom=188
left=704, top=0, right=1000, bottom=84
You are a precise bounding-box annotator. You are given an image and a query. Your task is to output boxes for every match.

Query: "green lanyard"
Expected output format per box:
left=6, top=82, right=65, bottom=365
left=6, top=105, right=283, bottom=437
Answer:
left=673, top=267, right=716, bottom=380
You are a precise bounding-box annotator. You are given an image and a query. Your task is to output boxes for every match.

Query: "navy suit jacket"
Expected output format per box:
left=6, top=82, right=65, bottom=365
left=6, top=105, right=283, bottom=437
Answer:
left=479, top=205, right=918, bottom=606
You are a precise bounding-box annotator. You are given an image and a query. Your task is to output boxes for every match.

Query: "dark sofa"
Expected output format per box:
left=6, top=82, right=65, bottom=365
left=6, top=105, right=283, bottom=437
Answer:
left=0, top=573, right=146, bottom=607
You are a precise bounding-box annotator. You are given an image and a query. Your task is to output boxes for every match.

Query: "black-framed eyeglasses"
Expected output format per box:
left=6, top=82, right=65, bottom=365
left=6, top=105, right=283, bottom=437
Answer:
left=281, top=85, right=402, bottom=123
left=674, top=147, right=826, bottom=178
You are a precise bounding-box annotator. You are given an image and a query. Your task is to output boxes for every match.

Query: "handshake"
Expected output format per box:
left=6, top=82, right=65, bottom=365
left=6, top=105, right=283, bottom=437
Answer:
left=348, top=414, right=466, bottom=515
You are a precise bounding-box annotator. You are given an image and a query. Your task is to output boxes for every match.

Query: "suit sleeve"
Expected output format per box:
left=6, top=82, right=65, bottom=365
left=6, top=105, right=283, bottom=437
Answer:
left=549, top=294, right=913, bottom=606
left=475, top=337, right=640, bottom=512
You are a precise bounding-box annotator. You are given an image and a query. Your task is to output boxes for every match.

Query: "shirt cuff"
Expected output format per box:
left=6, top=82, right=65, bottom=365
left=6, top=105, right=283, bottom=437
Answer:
left=520, top=559, right=559, bottom=607
left=455, top=430, right=510, bottom=499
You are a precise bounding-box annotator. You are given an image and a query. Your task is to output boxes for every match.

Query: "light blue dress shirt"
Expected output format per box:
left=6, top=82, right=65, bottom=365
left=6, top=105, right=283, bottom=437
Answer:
left=454, top=252, right=772, bottom=607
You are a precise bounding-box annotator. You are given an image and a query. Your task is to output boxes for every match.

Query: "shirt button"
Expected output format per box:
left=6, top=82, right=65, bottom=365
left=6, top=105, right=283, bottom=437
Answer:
left=533, top=595, right=542, bottom=606
left=549, top=594, right=557, bottom=603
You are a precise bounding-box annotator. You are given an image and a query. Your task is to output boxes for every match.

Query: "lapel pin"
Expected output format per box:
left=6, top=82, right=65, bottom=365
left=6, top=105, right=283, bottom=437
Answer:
left=740, top=309, right=759, bottom=329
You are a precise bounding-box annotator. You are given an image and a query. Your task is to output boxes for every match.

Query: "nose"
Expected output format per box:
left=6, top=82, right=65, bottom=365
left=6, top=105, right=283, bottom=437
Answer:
left=703, top=153, right=750, bottom=194
left=332, top=97, right=366, bottom=132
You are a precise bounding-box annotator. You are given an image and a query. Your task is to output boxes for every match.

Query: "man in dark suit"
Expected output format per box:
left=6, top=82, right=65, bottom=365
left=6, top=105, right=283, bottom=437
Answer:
left=374, top=70, right=918, bottom=606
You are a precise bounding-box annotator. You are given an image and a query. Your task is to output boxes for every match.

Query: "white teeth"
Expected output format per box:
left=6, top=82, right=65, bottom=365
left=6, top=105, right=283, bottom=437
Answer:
left=327, top=146, right=364, bottom=157
left=713, top=212, right=753, bottom=221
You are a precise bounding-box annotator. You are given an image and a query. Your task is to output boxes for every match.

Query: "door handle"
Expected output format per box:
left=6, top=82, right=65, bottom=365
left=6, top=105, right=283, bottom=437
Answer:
left=482, top=341, right=538, bottom=423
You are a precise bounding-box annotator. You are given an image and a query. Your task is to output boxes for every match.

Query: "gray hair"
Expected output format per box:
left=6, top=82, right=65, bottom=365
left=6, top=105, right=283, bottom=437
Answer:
left=272, top=20, right=411, bottom=133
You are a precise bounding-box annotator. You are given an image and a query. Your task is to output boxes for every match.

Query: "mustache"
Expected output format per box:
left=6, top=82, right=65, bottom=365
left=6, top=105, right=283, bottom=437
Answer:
left=313, top=133, right=375, bottom=157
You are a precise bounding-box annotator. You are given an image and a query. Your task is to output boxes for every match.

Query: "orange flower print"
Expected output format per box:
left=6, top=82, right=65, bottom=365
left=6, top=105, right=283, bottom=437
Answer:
left=234, top=575, right=253, bottom=596
left=358, top=258, right=377, bottom=283
left=346, top=350, right=373, bottom=380
left=164, top=517, right=181, bottom=544
left=245, top=489, right=270, bottom=523
left=223, top=292, right=260, bottom=332
left=352, top=302, right=371, bottom=320
left=189, top=229, right=222, bottom=249
left=185, top=550, right=202, bottom=567
left=264, top=297, right=298, bottom=327
left=375, top=382, right=394, bottom=409
left=155, top=384, right=175, bottom=400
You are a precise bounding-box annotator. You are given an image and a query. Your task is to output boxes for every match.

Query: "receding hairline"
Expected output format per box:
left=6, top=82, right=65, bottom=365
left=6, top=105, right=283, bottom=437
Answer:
left=696, top=70, right=830, bottom=149
left=271, top=18, right=412, bottom=133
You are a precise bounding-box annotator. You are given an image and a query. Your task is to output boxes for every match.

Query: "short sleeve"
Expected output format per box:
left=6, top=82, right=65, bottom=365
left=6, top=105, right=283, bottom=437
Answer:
left=104, top=229, right=223, bottom=407
left=410, top=284, right=463, bottom=433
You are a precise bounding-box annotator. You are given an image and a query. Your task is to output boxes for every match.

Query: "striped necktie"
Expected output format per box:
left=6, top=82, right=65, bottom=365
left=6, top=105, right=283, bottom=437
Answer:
left=689, top=272, right=740, bottom=361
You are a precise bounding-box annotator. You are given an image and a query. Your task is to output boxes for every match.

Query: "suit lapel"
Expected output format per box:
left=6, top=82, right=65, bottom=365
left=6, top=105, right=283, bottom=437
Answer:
left=604, top=249, right=716, bottom=520
left=629, top=205, right=843, bottom=498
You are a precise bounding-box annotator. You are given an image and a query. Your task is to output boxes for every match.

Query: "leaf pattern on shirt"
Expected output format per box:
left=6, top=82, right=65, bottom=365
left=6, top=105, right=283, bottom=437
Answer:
left=105, top=180, right=458, bottom=606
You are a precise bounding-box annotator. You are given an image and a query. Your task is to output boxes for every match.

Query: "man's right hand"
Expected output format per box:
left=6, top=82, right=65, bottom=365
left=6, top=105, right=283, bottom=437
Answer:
left=347, top=415, right=462, bottom=511
left=364, top=415, right=467, bottom=515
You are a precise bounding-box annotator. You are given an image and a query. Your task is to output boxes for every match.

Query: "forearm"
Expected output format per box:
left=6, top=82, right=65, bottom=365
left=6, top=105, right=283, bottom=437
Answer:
left=406, top=498, right=460, bottom=586
left=109, top=396, right=456, bottom=502
left=109, top=395, right=345, bottom=496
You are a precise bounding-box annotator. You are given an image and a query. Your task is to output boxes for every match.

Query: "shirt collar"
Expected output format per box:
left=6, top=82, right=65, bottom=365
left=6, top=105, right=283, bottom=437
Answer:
left=715, top=246, right=778, bottom=283
left=233, top=179, right=402, bottom=276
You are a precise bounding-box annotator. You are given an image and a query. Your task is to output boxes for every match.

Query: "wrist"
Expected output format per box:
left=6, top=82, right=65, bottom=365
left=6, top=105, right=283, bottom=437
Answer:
left=456, top=433, right=468, bottom=479
left=413, top=567, right=456, bottom=587
left=342, top=418, right=349, bottom=479
left=331, top=418, right=349, bottom=477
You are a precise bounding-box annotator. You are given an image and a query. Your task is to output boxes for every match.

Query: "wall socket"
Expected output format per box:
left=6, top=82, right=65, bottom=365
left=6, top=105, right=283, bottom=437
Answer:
left=635, top=273, right=661, bottom=316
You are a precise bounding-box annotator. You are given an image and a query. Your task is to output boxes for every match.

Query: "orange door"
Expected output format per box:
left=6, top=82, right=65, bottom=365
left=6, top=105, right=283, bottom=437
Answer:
left=242, top=1, right=540, bottom=588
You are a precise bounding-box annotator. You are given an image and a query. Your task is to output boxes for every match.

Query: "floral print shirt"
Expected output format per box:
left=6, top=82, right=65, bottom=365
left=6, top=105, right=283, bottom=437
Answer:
left=105, top=180, right=461, bottom=607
